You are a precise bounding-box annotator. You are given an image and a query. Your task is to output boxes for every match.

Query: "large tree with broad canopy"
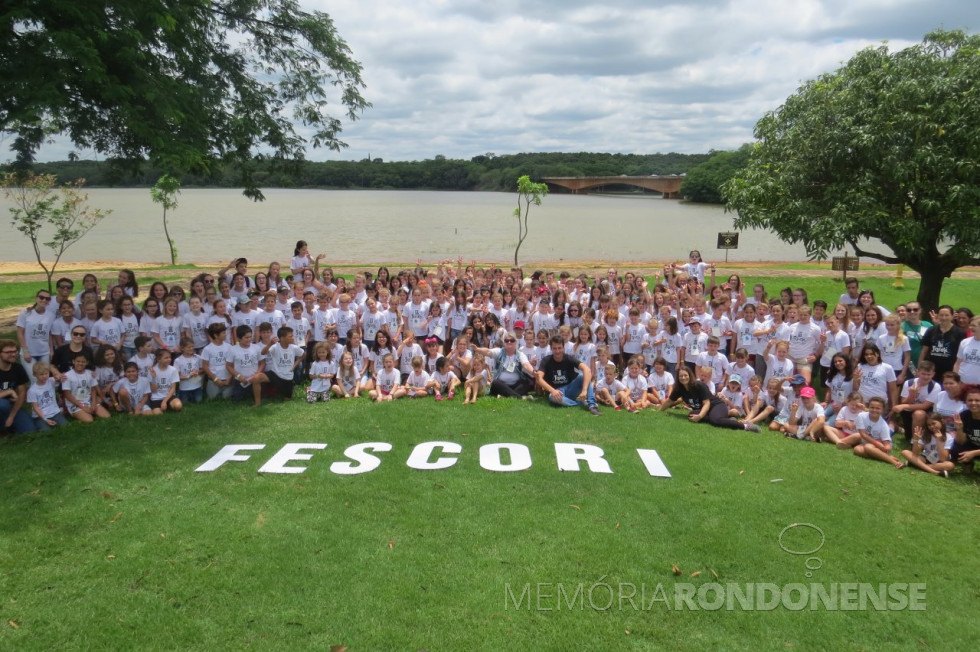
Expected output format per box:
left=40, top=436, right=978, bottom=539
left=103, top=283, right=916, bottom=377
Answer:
left=724, top=29, right=980, bottom=312
left=0, top=0, right=369, bottom=200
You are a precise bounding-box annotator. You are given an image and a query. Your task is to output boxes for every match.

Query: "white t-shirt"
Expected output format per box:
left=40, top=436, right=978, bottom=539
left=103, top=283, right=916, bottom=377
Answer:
left=824, top=374, right=854, bottom=407
left=856, top=362, right=896, bottom=403
left=90, top=317, right=124, bottom=348
left=432, top=370, right=459, bottom=391
left=877, top=334, right=911, bottom=374
left=622, top=374, right=649, bottom=401
left=596, top=376, right=626, bottom=396
left=695, top=351, right=728, bottom=384
left=900, top=378, right=940, bottom=406
left=819, top=330, right=852, bottom=366
left=956, top=337, right=980, bottom=383
left=648, top=370, right=674, bottom=397
left=788, top=322, right=822, bottom=360
left=406, top=369, right=432, bottom=389
left=16, top=308, right=56, bottom=357
left=228, top=343, right=264, bottom=381
left=789, top=401, right=822, bottom=436
left=286, top=316, right=312, bottom=348
left=834, top=405, right=864, bottom=435
left=308, top=359, right=337, bottom=392
left=182, top=312, right=210, bottom=349
left=375, top=367, right=400, bottom=394
left=149, top=364, right=180, bottom=400
left=933, top=391, right=966, bottom=450
left=398, top=343, right=423, bottom=374
left=27, top=379, right=62, bottom=419
left=119, top=314, right=140, bottom=348
left=113, top=376, right=151, bottom=408
left=153, top=316, right=183, bottom=350
left=174, top=354, right=204, bottom=390
left=201, top=342, right=232, bottom=381
left=265, top=343, right=305, bottom=378
left=62, top=368, right=95, bottom=412
left=858, top=412, right=892, bottom=442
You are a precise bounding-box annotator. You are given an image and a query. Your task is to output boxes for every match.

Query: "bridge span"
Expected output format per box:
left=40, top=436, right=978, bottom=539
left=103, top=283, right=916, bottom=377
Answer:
left=542, top=175, right=683, bottom=198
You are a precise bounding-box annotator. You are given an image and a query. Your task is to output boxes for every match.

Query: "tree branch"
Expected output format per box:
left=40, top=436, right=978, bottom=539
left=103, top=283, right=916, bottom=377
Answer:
left=848, top=240, right=900, bottom=265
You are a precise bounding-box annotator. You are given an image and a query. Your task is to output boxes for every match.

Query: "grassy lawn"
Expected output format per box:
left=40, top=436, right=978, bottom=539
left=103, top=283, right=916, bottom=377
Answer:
left=1, top=395, right=977, bottom=649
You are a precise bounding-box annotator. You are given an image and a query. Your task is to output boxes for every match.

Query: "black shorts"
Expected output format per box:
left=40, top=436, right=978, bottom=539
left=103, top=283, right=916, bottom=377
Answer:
left=231, top=382, right=254, bottom=401
left=267, top=372, right=295, bottom=399
left=950, top=440, right=980, bottom=464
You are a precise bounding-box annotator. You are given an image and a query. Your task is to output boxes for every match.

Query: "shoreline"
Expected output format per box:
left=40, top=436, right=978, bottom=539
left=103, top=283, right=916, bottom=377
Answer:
left=3, top=259, right=968, bottom=278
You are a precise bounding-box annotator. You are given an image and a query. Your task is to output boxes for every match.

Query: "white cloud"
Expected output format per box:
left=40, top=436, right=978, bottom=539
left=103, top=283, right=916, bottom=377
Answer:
left=26, top=0, right=980, bottom=162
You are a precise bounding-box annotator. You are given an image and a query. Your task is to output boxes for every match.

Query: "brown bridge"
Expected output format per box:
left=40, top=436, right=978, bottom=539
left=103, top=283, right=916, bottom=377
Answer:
left=542, top=175, right=683, bottom=198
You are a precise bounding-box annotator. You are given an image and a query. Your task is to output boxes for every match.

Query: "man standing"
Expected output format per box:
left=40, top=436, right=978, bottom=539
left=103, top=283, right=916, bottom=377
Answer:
left=0, top=340, right=35, bottom=434
left=901, top=302, right=932, bottom=376
left=536, top=335, right=600, bottom=415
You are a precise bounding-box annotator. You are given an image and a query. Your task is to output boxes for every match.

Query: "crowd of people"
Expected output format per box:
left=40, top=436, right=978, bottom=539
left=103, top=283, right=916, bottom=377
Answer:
left=2, top=244, right=979, bottom=477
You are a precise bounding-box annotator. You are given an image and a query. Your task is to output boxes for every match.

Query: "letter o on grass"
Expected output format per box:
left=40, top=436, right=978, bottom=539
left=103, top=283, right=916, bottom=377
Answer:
left=697, top=583, right=725, bottom=611
left=782, top=583, right=808, bottom=611
left=479, top=443, right=532, bottom=472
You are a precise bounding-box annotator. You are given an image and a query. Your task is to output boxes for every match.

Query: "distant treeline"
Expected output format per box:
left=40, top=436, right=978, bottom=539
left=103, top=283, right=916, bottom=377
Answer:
left=17, top=149, right=749, bottom=202
left=22, top=151, right=717, bottom=193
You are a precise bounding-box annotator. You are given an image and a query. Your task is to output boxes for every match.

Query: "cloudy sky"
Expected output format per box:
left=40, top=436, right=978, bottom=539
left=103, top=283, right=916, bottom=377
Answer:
left=28, top=0, right=980, bottom=163
left=308, top=0, right=980, bottom=161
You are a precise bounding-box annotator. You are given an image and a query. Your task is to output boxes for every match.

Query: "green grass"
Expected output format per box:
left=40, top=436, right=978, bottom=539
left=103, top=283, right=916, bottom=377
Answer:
left=1, top=397, right=977, bottom=649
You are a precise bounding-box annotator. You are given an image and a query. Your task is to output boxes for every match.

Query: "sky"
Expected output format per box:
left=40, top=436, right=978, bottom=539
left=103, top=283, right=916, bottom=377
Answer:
left=27, top=0, right=980, bottom=163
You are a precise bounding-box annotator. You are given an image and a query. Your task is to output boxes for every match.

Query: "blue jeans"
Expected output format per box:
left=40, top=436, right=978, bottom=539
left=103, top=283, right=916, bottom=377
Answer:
left=33, top=412, right=68, bottom=431
left=0, top=398, right=36, bottom=433
left=548, top=372, right=596, bottom=409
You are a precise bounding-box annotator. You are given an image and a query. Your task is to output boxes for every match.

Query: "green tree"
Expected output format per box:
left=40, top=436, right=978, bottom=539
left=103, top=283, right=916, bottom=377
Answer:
left=724, top=29, right=980, bottom=312
left=1, top=173, right=110, bottom=292
left=150, top=174, right=181, bottom=264
left=680, top=145, right=751, bottom=203
left=0, top=0, right=369, bottom=200
left=512, top=175, right=548, bottom=267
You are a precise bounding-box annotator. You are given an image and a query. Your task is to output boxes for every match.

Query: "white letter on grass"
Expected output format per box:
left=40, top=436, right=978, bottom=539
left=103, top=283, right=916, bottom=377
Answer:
left=330, top=442, right=392, bottom=475
left=406, top=441, right=461, bottom=470
left=257, top=443, right=327, bottom=474
left=554, top=443, right=612, bottom=474
left=636, top=449, right=672, bottom=478
left=195, top=444, right=266, bottom=472
left=479, top=443, right=532, bottom=472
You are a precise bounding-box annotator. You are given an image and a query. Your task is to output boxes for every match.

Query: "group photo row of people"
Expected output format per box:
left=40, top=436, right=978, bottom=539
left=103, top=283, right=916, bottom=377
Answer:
left=3, top=244, right=979, bottom=476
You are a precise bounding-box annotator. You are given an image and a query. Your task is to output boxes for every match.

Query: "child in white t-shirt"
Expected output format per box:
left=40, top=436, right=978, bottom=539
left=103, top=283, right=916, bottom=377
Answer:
left=405, top=356, right=435, bottom=398
left=307, top=342, right=336, bottom=402
left=852, top=397, right=904, bottom=468
left=464, top=355, right=491, bottom=404
left=595, top=362, right=627, bottom=409
left=114, top=361, right=154, bottom=415
left=27, top=362, right=67, bottom=430
left=175, top=337, right=204, bottom=404
left=63, top=350, right=111, bottom=423
left=432, top=357, right=461, bottom=401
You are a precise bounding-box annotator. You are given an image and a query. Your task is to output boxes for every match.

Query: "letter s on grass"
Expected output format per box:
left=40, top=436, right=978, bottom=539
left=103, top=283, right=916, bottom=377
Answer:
left=330, top=442, right=392, bottom=475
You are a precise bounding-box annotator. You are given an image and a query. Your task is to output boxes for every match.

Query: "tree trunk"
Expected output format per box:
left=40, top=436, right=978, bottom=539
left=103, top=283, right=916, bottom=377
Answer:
left=163, top=209, right=177, bottom=264
left=914, top=264, right=951, bottom=315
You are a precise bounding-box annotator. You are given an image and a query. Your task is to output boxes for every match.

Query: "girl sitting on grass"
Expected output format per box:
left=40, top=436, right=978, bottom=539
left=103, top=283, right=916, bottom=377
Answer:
left=369, top=354, right=401, bottom=402
left=307, top=342, right=335, bottom=403
left=432, top=357, right=460, bottom=401
left=901, top=412, right=953, bottom=478
left=464, top=355, right=491, bottom=405
left=333, top=352, right=361, bottom=399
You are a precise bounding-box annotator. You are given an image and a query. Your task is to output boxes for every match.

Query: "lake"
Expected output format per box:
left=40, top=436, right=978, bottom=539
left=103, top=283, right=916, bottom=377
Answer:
left=0, top=188, right=816, bottom=264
